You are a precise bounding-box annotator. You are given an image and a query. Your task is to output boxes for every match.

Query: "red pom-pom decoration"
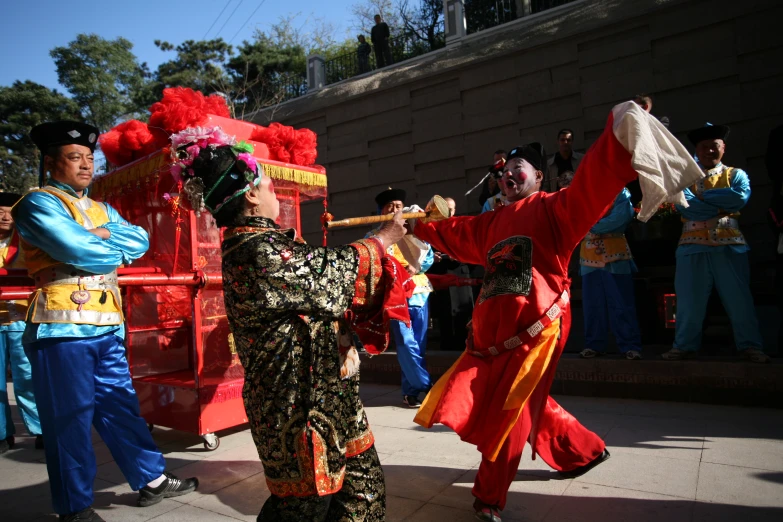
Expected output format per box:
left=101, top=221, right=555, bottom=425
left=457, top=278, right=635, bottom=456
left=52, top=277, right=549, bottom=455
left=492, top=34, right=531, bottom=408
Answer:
left=99, top=120, right=158, bottom=167
left=148, top=87, right=230, bottom=140
left=249, top=122, right=317, bottom=167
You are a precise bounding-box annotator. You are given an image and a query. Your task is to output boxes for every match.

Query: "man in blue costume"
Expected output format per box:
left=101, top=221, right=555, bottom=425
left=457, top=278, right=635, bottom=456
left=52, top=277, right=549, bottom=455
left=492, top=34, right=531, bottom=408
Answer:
left=13, top=121, right=198, bottom=522
left=662, top=123, right=769, bottom=363
left=370, top=188, right=434, bottom=408
left=578, top=188, right=642, bottom=360
left=0, top=191, right=43, bottom=453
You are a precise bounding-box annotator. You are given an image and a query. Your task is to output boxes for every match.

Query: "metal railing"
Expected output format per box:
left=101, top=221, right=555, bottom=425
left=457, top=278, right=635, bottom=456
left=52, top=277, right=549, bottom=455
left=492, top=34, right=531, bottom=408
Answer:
left=532, top=0, right=576, bottom=14
left=258, top=1, right=578, bottom=107
left=467, top=0, right=577, bottom=34
left=324, top=21, right=446, bottom=86
left=271, top=72, right=308, bottom=104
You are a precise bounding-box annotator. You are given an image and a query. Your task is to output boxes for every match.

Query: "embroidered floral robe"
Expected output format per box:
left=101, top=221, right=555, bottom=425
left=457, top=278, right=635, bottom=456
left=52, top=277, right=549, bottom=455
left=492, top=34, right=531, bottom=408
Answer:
left=221, top=216, right=385, bottom=498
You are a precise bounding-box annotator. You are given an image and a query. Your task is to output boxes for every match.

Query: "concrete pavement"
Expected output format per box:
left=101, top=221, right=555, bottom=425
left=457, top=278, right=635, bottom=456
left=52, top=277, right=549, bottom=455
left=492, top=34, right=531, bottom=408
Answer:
left=2, top=383, right=782, bottom=521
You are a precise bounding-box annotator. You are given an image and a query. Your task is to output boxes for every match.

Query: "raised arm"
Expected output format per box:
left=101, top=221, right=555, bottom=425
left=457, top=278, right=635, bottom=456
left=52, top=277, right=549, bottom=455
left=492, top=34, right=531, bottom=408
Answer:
left=552, top=102, right=703, bottom=251
left=590, top=188, right=635, bottom=234
left=13, top=192, right=148, bottom=274
left=552, top=124, right=637, bottom=250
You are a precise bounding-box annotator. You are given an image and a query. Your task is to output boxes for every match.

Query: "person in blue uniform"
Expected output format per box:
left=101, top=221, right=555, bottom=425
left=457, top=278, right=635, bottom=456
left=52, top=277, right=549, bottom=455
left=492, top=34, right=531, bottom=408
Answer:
left=370, top=188, right=434, bottom=408
left=662, top=123, right=769, bottom=363
left=0, top=192, right=43, bottom=454
left=578, top=188, right=642, bottom=360
left=12, top=121, right=198, bottom=522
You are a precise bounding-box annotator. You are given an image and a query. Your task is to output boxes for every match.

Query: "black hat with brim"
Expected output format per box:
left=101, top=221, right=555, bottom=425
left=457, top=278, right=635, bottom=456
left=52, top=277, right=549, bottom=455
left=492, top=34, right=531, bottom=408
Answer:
left=30, top=121, right=100, bottom=153
left=507, top=143, right=546, bottom=172
left=0, top=192, right=23, bottom=207
left=687, top=124, right=730, bottom=146
left=375, top=187, right=406, bottom=208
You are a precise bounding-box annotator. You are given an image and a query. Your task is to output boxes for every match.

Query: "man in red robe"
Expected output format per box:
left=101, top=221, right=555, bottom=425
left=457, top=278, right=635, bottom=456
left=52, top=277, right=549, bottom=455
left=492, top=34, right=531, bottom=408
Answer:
left=412, top=101, right=704, bottom=521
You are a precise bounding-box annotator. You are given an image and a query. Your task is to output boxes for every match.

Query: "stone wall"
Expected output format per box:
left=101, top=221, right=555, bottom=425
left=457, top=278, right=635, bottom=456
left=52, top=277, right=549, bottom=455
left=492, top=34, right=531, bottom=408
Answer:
left=251, top=0, right=782, bottom=274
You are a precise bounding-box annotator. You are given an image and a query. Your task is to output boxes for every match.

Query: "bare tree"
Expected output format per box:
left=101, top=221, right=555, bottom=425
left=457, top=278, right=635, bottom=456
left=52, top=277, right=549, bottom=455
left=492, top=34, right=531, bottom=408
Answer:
left=400, top=0, right=444, bottom=48
left=351, top=0, right=403, bottom=37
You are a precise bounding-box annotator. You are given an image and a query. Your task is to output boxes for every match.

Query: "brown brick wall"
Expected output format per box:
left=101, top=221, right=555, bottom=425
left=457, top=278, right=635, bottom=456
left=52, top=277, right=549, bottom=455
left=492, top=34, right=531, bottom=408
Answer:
left=251, top=0, right=783, bottom=274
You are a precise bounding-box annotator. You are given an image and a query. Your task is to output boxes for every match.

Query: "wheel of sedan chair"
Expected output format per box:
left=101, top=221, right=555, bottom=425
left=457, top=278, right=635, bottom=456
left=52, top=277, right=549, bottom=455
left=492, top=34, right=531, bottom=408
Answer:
left=203, top=433, right=220, bottom=451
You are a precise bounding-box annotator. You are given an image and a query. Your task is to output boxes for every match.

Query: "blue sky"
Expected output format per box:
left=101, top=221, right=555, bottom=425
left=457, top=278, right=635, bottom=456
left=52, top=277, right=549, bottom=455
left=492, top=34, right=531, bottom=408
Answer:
left=0, top=0, right=356, bottom=92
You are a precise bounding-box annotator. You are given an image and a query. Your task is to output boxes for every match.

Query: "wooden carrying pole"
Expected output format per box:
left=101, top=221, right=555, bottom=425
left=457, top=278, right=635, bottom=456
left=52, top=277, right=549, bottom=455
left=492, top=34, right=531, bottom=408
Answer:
left=325, top=195, right=449, bottom=229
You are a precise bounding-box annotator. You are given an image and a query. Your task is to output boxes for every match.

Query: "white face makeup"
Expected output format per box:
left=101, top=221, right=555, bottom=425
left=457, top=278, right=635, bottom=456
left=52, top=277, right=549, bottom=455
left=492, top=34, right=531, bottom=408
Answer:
left=502, top=157, right=542, bottom=202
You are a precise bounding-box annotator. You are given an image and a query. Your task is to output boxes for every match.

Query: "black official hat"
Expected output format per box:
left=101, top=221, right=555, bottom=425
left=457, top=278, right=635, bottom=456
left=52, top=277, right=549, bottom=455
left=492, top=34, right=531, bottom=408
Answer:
left=375, top=187, right=406, bottom=208
left=30, top=121, right=100, bottom=153
left=687, top=123, right=730, bottom=146
left=507, top=143, right=546, bottom=172
left=0, top=192, right=23, bottom=207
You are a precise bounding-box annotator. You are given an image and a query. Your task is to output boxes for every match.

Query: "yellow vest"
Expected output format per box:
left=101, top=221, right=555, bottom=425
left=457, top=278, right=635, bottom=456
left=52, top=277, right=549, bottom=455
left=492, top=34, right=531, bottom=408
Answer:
left=579, top=232, right=632, bottom=268
left=388, top=243, right=432, bottom=294
left=679, top=166, right=746, bottom=247
left=0, top=229, right=29, bottom=325
left=22, top=187, right=124, bottom=326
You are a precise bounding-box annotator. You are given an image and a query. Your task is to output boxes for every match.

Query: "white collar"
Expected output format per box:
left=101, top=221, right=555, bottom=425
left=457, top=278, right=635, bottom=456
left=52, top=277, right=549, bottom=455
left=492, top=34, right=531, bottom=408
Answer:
left=702, top=163, right=725, bottom=176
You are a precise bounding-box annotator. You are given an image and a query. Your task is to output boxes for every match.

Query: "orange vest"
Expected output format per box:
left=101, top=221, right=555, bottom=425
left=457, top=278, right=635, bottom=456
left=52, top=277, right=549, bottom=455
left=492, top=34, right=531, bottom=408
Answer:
left=679, top=166, right=746, bottom=247
left=21, top=187, right=124, bottom=326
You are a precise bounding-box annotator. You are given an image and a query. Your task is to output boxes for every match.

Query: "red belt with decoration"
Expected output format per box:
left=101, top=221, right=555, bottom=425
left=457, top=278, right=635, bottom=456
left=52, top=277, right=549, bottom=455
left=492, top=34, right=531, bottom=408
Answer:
left=468, top=290, right=569, bottom=358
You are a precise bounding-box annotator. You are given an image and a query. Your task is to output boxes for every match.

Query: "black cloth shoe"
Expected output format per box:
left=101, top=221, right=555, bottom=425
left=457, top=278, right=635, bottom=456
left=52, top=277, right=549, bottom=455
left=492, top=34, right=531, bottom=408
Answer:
left=35, top=435, right=45, bottom=450
left=138, top=472, right=198, bottom=507
left=402, top=395, right=421, bottom=408
left=60, top=507, right=105, bottom=521
left=558, top=448, right=611, bottom=479
left=0, top=436, right=14, bottom=454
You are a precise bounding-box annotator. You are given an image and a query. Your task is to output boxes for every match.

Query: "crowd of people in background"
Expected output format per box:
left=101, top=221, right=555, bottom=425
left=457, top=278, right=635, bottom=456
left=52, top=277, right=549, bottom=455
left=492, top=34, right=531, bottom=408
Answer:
left=388, top=93, right=773, bottom=383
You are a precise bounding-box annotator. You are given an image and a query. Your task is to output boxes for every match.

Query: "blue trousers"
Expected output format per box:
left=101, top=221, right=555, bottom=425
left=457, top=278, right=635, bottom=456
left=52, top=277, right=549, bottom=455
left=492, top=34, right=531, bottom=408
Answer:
left=674, top=250, right=764, bottom=352
left=391, top=302, right=432, bottom=397
left=25, top=333, right=165, bottom=515
left=1, top=323, right=41, bottom=439
left=581, top=271, right=641, bottom=353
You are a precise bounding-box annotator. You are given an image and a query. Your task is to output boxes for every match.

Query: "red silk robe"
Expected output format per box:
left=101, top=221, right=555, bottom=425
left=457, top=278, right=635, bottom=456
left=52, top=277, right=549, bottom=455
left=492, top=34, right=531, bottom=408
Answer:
left=413, top=112, right=639, bottom=463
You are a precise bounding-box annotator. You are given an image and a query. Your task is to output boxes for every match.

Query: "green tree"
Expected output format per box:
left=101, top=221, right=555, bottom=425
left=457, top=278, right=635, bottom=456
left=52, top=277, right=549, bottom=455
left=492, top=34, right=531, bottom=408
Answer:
left=225, top=33, right=307, bottom=119
left=225, top=14, right=351, bottom=118
left=50, top=34, right=148, bottom=132
left=0, top=81, right=82, bottom=192
left=150, top=38, right=233, bottom=99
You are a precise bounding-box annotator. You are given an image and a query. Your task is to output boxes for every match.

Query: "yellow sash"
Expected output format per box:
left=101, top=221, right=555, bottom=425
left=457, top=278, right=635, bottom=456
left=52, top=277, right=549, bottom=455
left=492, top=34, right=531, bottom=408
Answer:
left=21, top=187, right=124, bottom=325
left=679, top=167, right=745, bottom=247
left=579, top=233, right=632, bottom=268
